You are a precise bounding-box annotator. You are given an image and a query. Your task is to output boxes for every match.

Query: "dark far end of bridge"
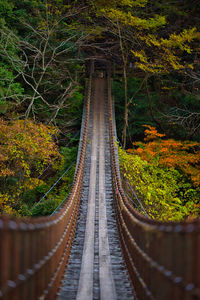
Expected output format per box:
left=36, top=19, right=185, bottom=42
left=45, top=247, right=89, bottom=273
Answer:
left=0, top=57, right=200, bottom=300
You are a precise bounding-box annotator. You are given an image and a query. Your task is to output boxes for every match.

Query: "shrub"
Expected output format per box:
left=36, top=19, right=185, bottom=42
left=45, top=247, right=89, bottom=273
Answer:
left=119, top=126, right=200, bottom=221
left=0, top=119, right=61, bottom=215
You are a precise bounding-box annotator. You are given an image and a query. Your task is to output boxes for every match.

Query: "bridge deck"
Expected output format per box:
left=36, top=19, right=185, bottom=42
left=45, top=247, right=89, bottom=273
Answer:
left=57, top=78, right=134, bottom=299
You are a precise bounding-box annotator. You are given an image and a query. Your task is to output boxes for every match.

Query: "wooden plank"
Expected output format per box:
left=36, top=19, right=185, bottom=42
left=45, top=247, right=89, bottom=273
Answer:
left=76, top=80, right=98, bottom=300
left=98, top=79, right=117, bottom=300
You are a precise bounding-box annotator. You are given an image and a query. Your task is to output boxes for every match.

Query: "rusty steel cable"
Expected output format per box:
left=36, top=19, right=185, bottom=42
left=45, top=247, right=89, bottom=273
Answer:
left=0, top=62, right=93, bottom=299
left=107, top=66, right=200, bottom=300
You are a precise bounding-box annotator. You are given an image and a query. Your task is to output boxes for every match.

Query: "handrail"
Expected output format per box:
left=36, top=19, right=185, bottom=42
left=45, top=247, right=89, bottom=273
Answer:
left=0, top=60, right=93, bottom=300
left=0, top=62, right=200, bottom=300
left=107, top=67, right=200, bottom=299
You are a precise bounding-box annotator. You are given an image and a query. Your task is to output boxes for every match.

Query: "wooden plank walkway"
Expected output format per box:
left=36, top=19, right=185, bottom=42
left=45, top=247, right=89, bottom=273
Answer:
left=57, top=78, right=133, bottom=300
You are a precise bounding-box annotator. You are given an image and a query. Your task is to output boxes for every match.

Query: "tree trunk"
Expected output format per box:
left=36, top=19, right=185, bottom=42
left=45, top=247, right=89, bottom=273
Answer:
left=145, top=77, right=164, bottom=131
left=122, top=63, right=128, bottom=148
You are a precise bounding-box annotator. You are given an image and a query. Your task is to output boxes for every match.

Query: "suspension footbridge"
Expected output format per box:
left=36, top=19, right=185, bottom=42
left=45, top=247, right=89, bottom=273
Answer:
left=0, top=60, right=199, bottom=300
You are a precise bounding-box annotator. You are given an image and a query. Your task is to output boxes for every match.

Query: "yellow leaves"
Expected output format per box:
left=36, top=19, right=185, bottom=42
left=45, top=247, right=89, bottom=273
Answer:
left=2, top=205, right=14, bottom=215
left=141, top=34, right=160, bottom=47
left=161, top=28, right=199, bottom=49
left=0, top=118, right=62, bottom=216
left=142, top=30, right=196, bottom=53
left=131, top=50, right=147, bottom=63
left=83, top=25, right=104, bottom=41
left=38, top=20, right=48, bottom=31
left=0, top=193, right=15, bottom=215
left=0, top=118, right=61, bottom=179
left=131, top=48, right=167, bottom=73
left=96, top=0, right=199, bottom=74
left=131, top=0, right=148, bottom=7
left=23, top=178, right=44, bottom=190
left=161, top=47, right=185, bottom=70
left=144, top=15, right=166, bottom=29
left=132, top=27, right=200, bottom=73
left=96, top=0, right=148, bottom=9
left=0, top=193, right=10, bottom=206
left=104, top=9, right=166, bottom=30
left=188, top=64, right=194, bottom=70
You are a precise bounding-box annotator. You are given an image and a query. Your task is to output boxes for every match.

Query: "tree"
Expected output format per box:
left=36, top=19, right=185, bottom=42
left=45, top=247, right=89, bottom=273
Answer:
left=0, top=1, right=89, bottom=126
left=0, top=118, right=60, bottom=215
left=93, top=0, right=200, bottom=146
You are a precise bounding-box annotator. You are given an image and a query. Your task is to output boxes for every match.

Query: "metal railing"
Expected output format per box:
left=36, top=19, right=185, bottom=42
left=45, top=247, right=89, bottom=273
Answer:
left=0, top=62, right=92, bottom=300
left=107, top=67, right=200, bottom=300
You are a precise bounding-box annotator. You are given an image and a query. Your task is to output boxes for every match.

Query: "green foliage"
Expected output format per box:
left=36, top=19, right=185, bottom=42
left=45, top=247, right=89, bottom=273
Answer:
left=104, top=9, right=166, bottom=30
left=0, top=0, right=85, bottom=128
left=113, top=77, right=157, bottom=143
left=28, top=144, right=78, bottom=217
left=120, top=125, right=200, bottom=221
left=31, top=198, right=59, bottom=216
left=0, top=63, right=24, bottom=108
left=0, top=24, right=24, bottom=110
left=118, top=145, right=200, bottom=221
left=113, top=72, right=200, bottom=143
left=0, top=0, right=14, bottom=26
left=60, top=145, right=78, bottom=168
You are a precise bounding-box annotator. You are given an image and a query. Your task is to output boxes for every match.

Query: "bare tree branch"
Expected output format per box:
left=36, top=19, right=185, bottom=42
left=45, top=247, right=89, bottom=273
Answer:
left=163, top=107, right=200, bottom=136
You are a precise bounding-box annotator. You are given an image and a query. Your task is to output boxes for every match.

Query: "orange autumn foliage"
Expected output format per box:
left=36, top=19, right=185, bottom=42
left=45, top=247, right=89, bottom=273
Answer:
left=128, top=125, right=200, bottom=186
left=143, top=125, right=166, bottom=141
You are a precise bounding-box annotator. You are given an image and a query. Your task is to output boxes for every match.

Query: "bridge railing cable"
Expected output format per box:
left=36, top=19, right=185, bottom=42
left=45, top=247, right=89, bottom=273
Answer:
left=113, top=112, right=148, bottom=217
left=37, top=131, right=80, bottom=179
left=32, top=162, right=75, bottom=211
left=122, top=175, right=149, bottom=218
left=0, top=61, right=93, bottom=300
left=107, top=68, right=200, bottom=300
left=50, top=183, right=73, bottom=216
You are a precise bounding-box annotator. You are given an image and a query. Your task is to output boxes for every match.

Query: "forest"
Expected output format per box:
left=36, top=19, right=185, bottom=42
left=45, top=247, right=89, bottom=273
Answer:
left=0, top=0, right=200, bottom=221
